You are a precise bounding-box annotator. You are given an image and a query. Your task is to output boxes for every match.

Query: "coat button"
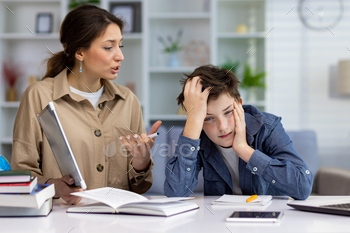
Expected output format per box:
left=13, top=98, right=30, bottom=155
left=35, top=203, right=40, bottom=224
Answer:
left=94, top=129, right=102, bottom=137
left=187, top=167, right=191, bottom=171
left=98, top=103, right=104, bottom=109
left=253, top=167, right=258, bottom=172
left=306, top=170, right=310, bottom=174
left=190, top=147, right=195, bottom=151
left=272, top=180, right=276, bottom=184
left=97, top=164, right=104, bottom=172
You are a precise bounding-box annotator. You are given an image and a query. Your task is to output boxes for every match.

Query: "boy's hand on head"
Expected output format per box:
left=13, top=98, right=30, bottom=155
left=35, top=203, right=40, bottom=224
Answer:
left=232, top=101, right=254, bottom=162
left=182, top=76, right=212, bottom=139
left=183, top=76, right=210, bottom=121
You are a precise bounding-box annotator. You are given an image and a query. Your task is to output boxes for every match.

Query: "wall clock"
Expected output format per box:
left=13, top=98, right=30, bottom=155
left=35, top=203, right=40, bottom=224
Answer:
left=298, top=0, right=344, bottom=31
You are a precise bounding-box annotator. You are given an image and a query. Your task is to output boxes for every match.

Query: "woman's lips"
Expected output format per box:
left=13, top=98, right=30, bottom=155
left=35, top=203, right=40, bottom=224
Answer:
left=219, top=132, right=232, bottom=139
left=111, top=66, right=120, bottom=74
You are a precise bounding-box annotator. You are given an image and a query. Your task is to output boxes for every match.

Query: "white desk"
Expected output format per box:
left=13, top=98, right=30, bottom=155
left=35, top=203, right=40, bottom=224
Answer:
left=1, top=196, right=350, bottom=233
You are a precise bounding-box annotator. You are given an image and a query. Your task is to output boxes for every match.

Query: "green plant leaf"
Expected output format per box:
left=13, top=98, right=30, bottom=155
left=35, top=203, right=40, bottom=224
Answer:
left=219, top=57, right=239, bottom=74
left=241, top=63, right=266, bottom=89
left=69, top=0, right=100, bottom=9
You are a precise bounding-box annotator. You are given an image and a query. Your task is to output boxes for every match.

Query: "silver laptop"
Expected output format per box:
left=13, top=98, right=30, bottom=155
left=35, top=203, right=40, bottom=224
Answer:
left=288, top=196, right=350, bottom=216
left=37, top=101, right=87, bottom=189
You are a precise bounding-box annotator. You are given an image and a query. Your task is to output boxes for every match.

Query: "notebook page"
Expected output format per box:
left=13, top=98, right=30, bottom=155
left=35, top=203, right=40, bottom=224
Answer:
left=71, top=187, right=148, bottom=209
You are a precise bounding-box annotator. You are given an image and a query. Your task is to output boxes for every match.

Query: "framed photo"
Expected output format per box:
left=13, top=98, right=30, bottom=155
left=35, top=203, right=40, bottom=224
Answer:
left=110, top=2, right=142, bottom=33
left=36, top=13, right=52, bottom=33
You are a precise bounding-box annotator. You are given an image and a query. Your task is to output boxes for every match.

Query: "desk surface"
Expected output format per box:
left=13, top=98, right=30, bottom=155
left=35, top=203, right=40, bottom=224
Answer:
left=1, top=196, right=350, bottom=233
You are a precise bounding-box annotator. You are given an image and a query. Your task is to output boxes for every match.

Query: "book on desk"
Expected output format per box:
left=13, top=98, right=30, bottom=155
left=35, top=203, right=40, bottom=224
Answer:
left=211, top=195, right=273, bottom=206
left=0, top=170, right=31, bottom=183
left=0, top=183, right=55, bottom=217
left=0, top=176, right=37, bottom=193
left=67, top=187, right=199, bottom=217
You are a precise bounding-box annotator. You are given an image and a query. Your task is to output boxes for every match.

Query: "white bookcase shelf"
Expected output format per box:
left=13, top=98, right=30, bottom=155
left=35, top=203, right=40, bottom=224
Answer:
left=0, top=33, right=60, bottom=40
left=149, top=114, right=187, bottom=121
left=149, top=67, right=198, bottom=73
left=0, top=137, right=13, bottom=145
left=0, top=102, right=20, bottom=108
left=217, top=32, right=265, bottom=39
left=149, top=12, right=211, bottom=19
left=122, top=33, right=143, bottom=40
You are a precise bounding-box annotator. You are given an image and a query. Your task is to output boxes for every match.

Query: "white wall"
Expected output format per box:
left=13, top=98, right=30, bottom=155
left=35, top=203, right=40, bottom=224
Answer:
left=266, top=0, right=350, bottom=169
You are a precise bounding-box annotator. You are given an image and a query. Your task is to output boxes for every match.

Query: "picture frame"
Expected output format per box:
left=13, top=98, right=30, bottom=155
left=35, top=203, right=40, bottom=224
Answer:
left=36, top=13, right=53, bottom=33
left=110, top=2, right=142, bottom=33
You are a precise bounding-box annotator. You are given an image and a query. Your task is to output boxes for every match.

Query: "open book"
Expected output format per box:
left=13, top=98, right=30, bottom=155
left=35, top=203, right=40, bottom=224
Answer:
left=212, top=195, right=272, bottom=206
left=67, top=187, right=199, bottom=217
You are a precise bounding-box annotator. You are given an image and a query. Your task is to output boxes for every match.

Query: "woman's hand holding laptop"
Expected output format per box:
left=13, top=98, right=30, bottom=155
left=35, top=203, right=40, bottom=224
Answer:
left=46, top=175, right=84, bottom=205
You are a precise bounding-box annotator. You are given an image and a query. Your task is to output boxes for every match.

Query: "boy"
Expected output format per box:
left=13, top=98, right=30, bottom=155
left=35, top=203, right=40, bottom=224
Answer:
left=164, top=65, right=313, bottom=200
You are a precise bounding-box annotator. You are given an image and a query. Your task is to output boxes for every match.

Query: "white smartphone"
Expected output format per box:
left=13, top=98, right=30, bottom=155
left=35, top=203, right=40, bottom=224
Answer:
left=226, top=211, right=283, bottom=223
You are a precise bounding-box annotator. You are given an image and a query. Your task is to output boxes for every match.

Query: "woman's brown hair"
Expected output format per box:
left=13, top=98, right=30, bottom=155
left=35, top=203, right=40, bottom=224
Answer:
left=43, top=4, right=124, bottom=79
left=177, top=65, right=241, bottom=110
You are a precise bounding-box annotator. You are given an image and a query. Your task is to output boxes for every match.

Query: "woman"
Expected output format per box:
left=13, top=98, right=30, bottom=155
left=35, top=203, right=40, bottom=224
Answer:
left=11, top=5, right=161, bottom=204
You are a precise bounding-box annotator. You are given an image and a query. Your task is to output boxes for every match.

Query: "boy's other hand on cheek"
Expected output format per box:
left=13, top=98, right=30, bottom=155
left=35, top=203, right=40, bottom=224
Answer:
left=232, top=101, right=254, bottom=162
left=183, top=76, right=212, bottom=139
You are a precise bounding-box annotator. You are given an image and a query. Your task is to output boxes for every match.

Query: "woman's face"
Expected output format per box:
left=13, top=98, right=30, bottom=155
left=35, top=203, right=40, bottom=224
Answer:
left=81, top=23, right=124, bottom=81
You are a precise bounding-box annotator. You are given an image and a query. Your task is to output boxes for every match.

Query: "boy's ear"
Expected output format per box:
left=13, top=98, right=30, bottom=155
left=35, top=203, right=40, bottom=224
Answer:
left=240, top=98, right=243, bottom=105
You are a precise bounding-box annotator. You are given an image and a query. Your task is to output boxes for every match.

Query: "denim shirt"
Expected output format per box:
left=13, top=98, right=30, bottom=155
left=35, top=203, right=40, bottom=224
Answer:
left=164, top=105, right=313, bottom=200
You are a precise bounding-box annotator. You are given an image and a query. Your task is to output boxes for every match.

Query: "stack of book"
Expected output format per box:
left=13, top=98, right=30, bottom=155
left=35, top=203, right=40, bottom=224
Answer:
left=0, top=170, right=55, bottom=217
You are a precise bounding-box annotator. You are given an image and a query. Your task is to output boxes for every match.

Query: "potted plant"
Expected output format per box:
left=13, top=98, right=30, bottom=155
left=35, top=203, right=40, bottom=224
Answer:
left=157, top=29, right=183, bottom=67
left=69, top=0, right=100, bottom=9
left=2, top=61, right=21, bottom=102
left=219, top=57, right=240, bottom=74
left=240, top=63, right=266, bottom=102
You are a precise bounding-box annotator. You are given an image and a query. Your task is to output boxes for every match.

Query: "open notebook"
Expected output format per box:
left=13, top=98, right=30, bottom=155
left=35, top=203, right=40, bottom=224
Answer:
left=67, top=187, right=199, bottom=217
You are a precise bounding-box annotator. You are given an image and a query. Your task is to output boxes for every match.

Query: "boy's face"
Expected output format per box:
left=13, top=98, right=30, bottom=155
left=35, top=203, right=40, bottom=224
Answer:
left=203, top=93, right=240, bottom=148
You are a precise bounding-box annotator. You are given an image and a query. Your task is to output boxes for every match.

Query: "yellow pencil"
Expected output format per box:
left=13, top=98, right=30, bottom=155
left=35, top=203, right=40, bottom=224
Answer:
left=246, top=195, right=258, bottom=203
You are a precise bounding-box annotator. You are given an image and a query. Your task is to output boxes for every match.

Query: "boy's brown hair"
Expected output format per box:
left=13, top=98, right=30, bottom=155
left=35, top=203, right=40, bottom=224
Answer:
left=177, top=65, right=241, bottom=110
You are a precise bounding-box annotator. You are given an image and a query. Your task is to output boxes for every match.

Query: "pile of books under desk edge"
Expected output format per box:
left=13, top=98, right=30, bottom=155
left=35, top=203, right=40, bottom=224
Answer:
left=0, top=170, right=55, bottom=217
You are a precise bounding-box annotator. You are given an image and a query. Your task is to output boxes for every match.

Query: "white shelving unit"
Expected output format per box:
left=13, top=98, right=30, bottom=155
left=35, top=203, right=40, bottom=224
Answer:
left=0, top=0, right=266, bottom=160
left=0, top=0, right=68, bottom=161
left=145, top=0, right=212, bottom=127
left=146, top=0, right=266, bottom=127
left=214, top=0, right=266, bottom=109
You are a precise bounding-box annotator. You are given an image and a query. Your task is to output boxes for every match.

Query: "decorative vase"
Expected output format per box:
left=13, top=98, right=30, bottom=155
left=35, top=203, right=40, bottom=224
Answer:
left=6, top=86, right=17, bottom=102
left=167, top=52, right=180, bottom=67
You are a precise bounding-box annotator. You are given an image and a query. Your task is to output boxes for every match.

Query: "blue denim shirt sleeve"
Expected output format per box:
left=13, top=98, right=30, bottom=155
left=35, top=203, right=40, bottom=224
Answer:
left=246, top=121, right=314, bottom=200
left=164, top=134, right=201, bottom=197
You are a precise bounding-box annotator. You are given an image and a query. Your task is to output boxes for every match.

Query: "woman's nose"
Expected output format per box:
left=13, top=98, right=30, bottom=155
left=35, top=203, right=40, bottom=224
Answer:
left=115, top=47, right=124, bottom=62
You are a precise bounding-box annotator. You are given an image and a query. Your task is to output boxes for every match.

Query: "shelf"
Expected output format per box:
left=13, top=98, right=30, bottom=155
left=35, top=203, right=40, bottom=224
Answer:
left=0, top=102, right=20, bottom=108
left=0, top=33, right=60, bottom=40
left=217, top=32, right=265, bottom=39
left=149, top=114, right=187, bottom=121
left=149, top=12, right=210, bottom=19
left=0, top=0, right=60, bottom=3
left=149, top=67, right=197, bottom=73
left=0, top=137, right=13, bottom=145
left=123, top=33, right=143, bottom=40
left=243, top=101, right=265, bottom=106
left=217, top=0, right=264, bottom=2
